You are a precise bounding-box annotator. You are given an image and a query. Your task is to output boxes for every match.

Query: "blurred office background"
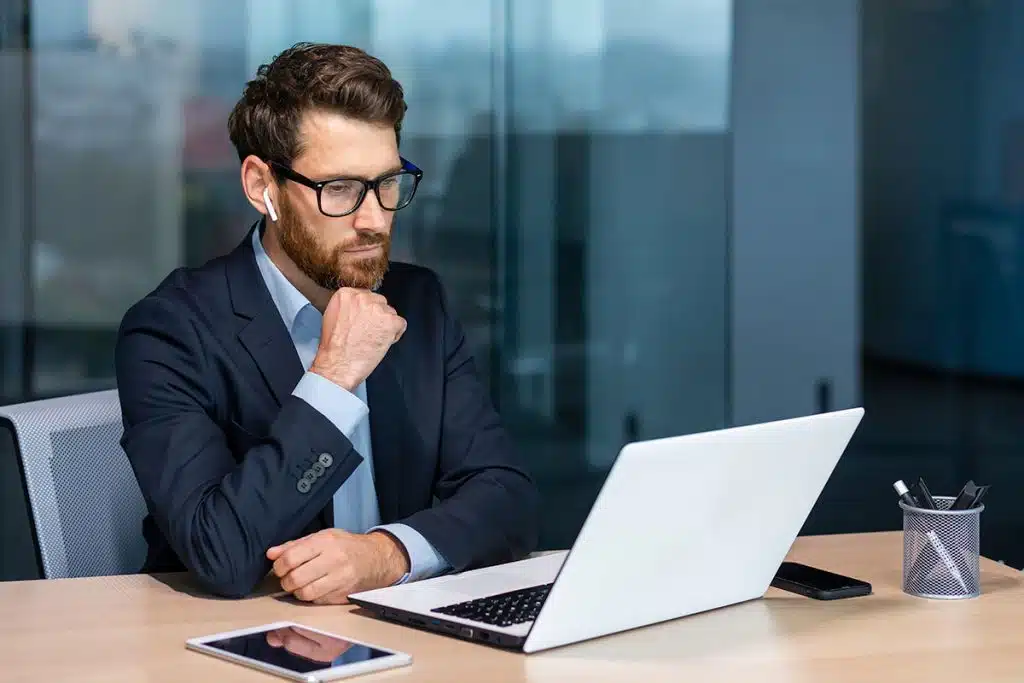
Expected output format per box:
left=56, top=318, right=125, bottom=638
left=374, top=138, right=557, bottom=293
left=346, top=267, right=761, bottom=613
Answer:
left=1, top=0, right=1023, bottom=573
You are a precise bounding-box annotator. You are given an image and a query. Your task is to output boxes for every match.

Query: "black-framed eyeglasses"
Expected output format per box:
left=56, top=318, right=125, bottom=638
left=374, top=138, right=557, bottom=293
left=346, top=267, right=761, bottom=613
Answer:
left=268, top=157, right=423, bottom=217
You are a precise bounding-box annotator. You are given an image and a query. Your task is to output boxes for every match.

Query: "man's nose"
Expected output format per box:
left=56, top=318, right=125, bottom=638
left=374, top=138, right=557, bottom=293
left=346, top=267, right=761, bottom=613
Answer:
left=352, top=189, right=388, bottom=233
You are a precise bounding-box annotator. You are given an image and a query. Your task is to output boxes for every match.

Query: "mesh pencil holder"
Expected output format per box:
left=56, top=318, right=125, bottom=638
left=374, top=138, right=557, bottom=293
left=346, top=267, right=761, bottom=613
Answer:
left=900, top=496, right=983, bottom=599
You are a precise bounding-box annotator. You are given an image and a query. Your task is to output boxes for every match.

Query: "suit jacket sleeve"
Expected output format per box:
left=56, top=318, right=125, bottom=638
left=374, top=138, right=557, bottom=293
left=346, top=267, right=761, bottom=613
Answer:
left=398, top=273, right=541, bottom=571
left=115, top=294, right=363, bottom=598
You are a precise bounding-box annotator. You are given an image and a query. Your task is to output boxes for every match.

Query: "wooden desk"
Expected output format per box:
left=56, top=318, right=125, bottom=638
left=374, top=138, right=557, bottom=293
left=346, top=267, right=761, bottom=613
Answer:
left=2, top=532, right=1022, bottom=682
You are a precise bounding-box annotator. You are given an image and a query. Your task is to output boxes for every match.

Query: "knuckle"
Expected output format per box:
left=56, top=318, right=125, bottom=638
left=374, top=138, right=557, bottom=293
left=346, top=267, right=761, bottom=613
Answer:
left=295, top=586, right=315, bottom=601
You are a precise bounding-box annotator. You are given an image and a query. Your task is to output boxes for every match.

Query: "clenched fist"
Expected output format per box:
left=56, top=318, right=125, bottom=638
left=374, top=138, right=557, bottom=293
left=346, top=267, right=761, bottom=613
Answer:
left=267, top=529, right=409, bottom=604
left=310, top=288, right=406, bottom=391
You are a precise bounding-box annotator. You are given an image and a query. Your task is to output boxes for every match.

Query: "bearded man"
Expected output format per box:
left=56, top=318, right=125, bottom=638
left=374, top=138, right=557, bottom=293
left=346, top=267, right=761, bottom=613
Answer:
left=115, top=42, right=539, bottom=601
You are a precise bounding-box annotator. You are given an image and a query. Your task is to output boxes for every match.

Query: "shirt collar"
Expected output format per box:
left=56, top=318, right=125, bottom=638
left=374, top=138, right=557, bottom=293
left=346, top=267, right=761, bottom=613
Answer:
left=252, top=224, right=317, bottom=334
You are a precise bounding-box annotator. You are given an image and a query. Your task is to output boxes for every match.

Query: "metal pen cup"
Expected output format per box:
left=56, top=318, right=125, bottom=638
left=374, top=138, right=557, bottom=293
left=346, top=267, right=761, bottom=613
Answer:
left=900, top=496, right=983, bottom=599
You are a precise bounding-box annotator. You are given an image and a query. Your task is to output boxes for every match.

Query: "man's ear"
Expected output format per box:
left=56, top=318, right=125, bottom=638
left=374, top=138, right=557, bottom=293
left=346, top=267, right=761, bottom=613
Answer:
left=240, top=155, right=276, bottom=219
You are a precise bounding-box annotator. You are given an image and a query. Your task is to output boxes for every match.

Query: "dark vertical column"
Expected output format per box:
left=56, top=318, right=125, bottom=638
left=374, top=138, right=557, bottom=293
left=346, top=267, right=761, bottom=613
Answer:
left=553, top=130, right=589, bottom=433
left=19, top=0, right=33, bottom=401
left=492, top=0, right=513, bottom=413
left=0, top=0, right=31, bottom=403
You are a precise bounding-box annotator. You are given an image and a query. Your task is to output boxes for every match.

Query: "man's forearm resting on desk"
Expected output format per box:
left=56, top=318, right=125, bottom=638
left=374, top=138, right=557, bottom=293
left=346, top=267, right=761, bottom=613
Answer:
left=266, top=374, right=450, bottom=604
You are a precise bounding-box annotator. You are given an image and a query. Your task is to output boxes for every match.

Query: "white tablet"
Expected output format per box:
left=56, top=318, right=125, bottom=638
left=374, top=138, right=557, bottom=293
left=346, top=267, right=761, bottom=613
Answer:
left=186, top=621, right=412, bottom=682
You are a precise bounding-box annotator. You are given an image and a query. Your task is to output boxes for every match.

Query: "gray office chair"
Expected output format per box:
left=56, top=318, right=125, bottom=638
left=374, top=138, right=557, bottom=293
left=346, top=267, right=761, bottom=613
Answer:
left=0, top=389, right=147, bottom=579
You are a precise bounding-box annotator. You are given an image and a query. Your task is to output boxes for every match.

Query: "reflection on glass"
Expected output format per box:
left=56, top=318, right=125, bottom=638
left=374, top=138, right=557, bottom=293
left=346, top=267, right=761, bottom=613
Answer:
left=203, top=625, right=391, bottom=673
left=10, top=0, right=732, bottom=548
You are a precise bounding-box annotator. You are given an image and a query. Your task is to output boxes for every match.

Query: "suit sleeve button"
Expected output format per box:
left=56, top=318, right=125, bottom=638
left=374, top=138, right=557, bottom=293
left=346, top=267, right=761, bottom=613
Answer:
left=297, top=477, right=312, bottom=494
left=318, top=453, right=334, bottom=468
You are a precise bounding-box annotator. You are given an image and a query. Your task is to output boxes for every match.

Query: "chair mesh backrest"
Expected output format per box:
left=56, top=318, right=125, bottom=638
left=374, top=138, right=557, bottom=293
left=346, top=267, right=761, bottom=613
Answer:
left=0, top=390, right=147, bottom=578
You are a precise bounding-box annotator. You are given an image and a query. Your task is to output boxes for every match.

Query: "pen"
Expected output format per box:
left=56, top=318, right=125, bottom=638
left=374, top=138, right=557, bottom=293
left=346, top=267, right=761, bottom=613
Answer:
left=893, top=480, right=919, bottom=508
left=911, top=478, right=937, bottom=510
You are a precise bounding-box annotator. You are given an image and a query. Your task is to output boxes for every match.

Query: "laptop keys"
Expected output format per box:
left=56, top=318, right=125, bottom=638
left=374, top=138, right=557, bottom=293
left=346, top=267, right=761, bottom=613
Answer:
left=431, top=583, right=552, bottom=627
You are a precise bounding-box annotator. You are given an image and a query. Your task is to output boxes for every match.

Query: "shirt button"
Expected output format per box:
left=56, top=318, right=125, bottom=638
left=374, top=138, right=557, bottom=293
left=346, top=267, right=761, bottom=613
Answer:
left=318, top=453, right=334, bottom=468
left=296, top=478, right=312, bottom=494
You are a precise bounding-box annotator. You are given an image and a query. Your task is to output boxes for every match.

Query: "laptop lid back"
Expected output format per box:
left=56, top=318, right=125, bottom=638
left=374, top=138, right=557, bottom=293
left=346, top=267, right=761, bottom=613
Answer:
left=522, top=407, right=864, bottom=653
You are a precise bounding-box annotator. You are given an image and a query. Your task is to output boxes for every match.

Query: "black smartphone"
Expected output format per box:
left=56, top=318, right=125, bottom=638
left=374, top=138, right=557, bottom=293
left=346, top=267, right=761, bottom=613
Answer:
left=771, top=562, right=872, bottom=600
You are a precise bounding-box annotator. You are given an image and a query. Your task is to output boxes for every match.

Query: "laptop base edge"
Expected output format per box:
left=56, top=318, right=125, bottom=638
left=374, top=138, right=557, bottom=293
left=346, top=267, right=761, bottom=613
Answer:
left=348, top=598, right=528, bottom=651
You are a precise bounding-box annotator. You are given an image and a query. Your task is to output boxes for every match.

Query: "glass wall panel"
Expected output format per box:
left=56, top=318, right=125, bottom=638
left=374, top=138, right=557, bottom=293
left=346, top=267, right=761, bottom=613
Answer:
left=3, top=0, right=731, bottom=550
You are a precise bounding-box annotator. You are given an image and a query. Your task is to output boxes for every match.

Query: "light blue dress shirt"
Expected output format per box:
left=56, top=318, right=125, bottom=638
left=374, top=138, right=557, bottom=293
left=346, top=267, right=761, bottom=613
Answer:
left=252, top=228, right=448, bottom=583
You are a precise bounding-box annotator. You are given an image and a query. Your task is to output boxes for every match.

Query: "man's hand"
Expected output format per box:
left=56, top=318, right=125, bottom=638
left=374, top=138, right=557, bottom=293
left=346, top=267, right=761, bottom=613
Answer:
left=266, top=626, right=352, bottom=662
left=266, top=529, right=410, bottom=605
left=310, top=288, right=406, bottom=391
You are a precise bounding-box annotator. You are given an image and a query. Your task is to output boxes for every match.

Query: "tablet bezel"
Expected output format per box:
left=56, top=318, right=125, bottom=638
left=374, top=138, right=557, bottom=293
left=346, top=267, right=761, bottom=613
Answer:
left=185, top=620, right=412, bottom=682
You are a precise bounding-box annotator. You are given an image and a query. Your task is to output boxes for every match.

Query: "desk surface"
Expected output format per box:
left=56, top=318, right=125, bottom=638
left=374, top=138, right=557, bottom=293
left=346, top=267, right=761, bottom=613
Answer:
left=2, top=532, right=1022, bottom=682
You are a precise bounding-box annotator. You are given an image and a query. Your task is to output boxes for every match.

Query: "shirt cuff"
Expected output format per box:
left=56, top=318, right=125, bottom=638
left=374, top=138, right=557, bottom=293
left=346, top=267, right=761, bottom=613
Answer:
left=292, top=372, right=368, bottom=438
left=372, top=523, right=451, bottom=584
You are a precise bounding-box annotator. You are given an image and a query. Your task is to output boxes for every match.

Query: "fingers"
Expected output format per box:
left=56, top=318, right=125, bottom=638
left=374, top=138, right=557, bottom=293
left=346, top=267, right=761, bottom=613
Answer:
left=313, top=586, right=354, bottom=606
left=335, top=287, right=387, bottom=305
left=266, top=538, right=298, bottom=561
left=373, top=299, right=404, bottom=343
left=329, top=287, right=402, bottom=335
left=271, top=539, right=321, bottom=579
left=392, top=315, right=407, bottom=343
left=279, top=552, right=333, bottom=594
left=293, top=570, right=350, bottom=603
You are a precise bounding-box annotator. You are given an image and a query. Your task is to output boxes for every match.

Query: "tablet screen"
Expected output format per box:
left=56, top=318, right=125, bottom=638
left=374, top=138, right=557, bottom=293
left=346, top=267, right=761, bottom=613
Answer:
left=203, top=624, right=393, bottom=674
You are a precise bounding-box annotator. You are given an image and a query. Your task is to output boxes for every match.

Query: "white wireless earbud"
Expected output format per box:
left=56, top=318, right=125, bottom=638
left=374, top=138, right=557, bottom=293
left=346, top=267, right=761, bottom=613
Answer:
left=262, top=188, right=278, bottom=222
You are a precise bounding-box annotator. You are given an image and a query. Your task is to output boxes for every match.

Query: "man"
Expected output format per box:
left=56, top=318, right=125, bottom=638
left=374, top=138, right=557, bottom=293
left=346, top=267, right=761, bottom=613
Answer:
left=115, top=42, right=539, bottom=601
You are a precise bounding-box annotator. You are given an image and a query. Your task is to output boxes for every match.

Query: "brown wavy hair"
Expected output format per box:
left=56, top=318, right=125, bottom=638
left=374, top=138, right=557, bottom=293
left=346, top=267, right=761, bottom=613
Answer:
left=227, top=42, right=407, bottom=169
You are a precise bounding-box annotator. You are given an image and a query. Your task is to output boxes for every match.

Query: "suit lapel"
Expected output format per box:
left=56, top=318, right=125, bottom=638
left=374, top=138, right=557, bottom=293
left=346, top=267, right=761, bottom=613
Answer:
left=236, top=317, right=304, bottom=406
left=366, top=348, right=406, bottom=524
left=225, top=223, right=304, bottom=407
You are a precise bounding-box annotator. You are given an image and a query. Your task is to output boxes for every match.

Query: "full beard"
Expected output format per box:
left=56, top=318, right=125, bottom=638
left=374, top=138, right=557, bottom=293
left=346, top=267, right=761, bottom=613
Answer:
left=276, top=194, right=390, bottom=291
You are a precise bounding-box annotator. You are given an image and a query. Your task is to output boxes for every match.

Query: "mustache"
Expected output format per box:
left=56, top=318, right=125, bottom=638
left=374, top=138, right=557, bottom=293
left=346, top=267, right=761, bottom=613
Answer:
left=346, top=232, right=389, bottom=249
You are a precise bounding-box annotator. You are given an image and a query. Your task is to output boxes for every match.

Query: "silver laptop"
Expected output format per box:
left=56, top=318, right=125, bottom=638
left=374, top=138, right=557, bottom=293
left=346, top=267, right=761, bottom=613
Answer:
left=348, top=407, right=864, bottom=654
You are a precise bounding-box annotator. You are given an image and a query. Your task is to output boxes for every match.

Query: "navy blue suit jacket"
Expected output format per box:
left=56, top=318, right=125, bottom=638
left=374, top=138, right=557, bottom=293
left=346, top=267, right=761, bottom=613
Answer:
left=114, top=227, right=539, bottom=597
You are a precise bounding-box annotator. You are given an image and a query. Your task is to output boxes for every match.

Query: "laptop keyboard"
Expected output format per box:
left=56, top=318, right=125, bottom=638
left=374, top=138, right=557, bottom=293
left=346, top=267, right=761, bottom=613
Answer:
left=431, top=583, right=552, bottom=627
